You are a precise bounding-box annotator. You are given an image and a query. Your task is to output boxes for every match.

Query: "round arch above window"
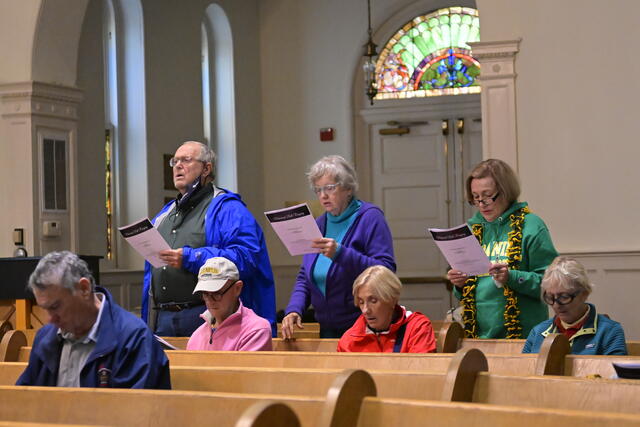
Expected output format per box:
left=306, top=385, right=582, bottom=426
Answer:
left=374, top=6, right=480, bottom=100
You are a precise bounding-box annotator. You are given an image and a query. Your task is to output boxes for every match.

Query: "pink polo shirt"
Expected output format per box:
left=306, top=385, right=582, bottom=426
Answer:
left=186, top=301, right=272, bottom=351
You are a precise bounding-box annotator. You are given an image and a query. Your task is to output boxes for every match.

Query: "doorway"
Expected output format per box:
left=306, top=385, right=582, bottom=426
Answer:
left=358, top=94, right=481, bottom=318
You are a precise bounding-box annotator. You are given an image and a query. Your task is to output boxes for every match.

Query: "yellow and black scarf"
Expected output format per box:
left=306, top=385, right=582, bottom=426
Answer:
left=460, top=206, right=530, bottom=339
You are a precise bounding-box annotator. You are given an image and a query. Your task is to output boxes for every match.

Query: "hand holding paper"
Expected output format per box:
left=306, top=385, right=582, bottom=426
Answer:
left=265, top=203, right=323, bottom=256
left=428, top=224, right=491, bottom=276
left=118, top=218, right=171, bottom=268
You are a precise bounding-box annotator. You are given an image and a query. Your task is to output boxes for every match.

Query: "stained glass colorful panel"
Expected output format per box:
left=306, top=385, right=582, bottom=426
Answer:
left=375, top=7, right=480, bottom=100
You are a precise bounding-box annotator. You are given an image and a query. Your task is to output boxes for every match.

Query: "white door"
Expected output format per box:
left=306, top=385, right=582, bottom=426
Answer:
left=365, top=102, right=482, bottom=319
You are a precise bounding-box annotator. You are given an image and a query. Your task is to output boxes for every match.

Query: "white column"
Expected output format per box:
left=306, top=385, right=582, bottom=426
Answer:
left=0, top=81, right=83, bottom=256
left=469, top=39, right=520, bottom=172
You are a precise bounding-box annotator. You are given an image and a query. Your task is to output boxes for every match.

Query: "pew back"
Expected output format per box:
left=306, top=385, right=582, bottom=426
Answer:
left=0, top=386, right=324, bottom=427
left=472, top=372, right=640, bottom=414
left=566, top=355, right=640, bottom=378
left=166, top=350, right=542, bottom=376
left=357, top=397, right=640, bottom=427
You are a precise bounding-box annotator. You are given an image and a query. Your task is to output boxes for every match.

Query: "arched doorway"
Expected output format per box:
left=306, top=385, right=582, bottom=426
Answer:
left=355, top=5, right=482, bottom=319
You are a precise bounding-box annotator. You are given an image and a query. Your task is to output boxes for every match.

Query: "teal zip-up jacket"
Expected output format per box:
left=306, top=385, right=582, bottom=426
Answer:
left=454, top=201, right=558, bottom=338
left=522, top=303, right=627, bottom=355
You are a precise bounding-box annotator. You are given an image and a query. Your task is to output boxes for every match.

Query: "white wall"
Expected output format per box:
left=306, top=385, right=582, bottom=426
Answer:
left=477, top=0, right=640, bottom=253
left=0, top=0, right=40, bottom=84
left=477, top=0, right=640, bottom=338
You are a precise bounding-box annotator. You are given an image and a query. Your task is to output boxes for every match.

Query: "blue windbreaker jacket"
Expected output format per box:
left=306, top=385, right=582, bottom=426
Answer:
left=142, top=189, right=276, bottom=333
left=16, top=287, right=171, bottom=388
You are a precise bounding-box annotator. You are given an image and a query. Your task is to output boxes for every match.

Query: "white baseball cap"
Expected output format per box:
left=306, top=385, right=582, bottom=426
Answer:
left=192, top=257, right=239, bottom=294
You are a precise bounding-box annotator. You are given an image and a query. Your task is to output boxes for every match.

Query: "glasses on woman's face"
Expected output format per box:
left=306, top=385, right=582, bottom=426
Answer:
left=312, top=183, right=341, bottom=195
left=201, top=281, right=236, bottom=302
left=469, top=192, right=500, bottom=207
left=542, top=290, right=581, bottom=306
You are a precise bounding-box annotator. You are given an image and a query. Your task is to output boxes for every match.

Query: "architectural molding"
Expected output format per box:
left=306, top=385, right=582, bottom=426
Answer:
left=0, top=80, right=84, bottom=256
left=468, top=39, right=520, bottom=171
left=0, top=81, right=83, bottom=120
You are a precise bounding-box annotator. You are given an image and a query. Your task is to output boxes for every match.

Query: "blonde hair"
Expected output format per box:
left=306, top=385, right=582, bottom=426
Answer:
left=465, top=159, right=520, bottom=205
left=352, top=265, right=401, bottom=305
left=541, top=256, right=593, bottom=295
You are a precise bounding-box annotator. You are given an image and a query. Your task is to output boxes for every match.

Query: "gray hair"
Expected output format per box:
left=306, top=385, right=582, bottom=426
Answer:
left=27, top=251, right=96, bottom=293
left=307, top=155, right=359, bottom=194
left=181, top=141, right=216, bottom=181
left=541, top=256, right=593, bottom=296
left=352, top=265, right=401, bottom=306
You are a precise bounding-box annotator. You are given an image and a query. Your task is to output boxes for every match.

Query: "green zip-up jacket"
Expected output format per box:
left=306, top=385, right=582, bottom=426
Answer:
left=454, top=202, right=558, bottom=338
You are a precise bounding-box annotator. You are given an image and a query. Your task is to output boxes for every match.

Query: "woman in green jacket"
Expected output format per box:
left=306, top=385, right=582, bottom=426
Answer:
left=447, top=159, right=558, bottom=339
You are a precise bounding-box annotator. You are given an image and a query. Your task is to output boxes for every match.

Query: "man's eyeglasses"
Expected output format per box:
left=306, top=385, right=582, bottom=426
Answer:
left=312, top=183, right=341, bottom=195
left=542, top=290, right=581, bottom=306
left=201, top=281, right=237, bottom=302
left=469, top=192, right=500, bottom=207
left=169, top=156, right=203, bottom=167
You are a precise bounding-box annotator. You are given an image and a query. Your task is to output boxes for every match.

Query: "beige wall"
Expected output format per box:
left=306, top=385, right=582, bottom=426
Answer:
left=477, top=0, right=640, bottom=253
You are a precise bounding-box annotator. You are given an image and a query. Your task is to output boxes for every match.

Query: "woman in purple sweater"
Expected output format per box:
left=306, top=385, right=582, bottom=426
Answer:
left=281, top=155, right=396, bottom=338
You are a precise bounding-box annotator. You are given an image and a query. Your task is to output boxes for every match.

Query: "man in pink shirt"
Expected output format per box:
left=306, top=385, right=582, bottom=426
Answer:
left=187, top=257, right=272, bottom=351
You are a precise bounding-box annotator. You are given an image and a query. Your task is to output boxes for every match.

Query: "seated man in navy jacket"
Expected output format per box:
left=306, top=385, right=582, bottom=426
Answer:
left=16, top=251, right=170, bottom=389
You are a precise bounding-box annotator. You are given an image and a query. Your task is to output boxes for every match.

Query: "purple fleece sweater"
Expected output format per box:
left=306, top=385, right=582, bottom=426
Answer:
left=284, top=201, right=396, bottom=329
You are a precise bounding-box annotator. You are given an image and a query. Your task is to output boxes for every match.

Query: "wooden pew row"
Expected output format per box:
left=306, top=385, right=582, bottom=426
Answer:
left=8, top=326, right=640, bottom=379
left=160, top=337, right=340, bottom=352
left=3, top=348, right=640, bottom=416
left=165, top=333, right=640, bottom=379
left=3, top=349, right=640, bottom=418
left=6, top=323, right=640, bottom=356
left=0, top=349, right=640, bottom=420
left=2, top=369, right=640, bottom=426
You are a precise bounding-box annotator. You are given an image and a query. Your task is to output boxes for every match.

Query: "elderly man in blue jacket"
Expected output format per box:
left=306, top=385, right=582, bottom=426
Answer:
left=142, top=141, right=276, bottom=337
left=16, top=251, right=170, bottom=388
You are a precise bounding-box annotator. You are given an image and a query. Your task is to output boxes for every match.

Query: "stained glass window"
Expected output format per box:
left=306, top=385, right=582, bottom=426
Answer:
left=375, top=7, right=480, bottom=100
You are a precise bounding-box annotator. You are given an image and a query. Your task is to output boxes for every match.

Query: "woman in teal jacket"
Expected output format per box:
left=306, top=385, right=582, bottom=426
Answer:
left=523, top=256, right=627, bottom=355
left=447, top=159, right=558, bottom=339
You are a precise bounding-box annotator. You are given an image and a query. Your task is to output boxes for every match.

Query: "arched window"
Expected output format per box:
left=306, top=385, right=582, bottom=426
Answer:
left=103, top=0, right=148, bottom=269
left=202, top=4, right=237, bottom=191
left=375, top=7, right=480, bottom=100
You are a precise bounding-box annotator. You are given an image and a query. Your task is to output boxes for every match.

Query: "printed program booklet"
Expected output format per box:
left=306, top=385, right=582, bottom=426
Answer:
left=428, top=224, right=491, bottom=276
left=118, top=218, right=171, bottom=268
left=265, top=203, right=323, bottom=256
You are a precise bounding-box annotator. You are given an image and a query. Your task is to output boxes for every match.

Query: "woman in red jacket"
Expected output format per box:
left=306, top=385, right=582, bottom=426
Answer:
left=337, top=265, right=436, bottom=353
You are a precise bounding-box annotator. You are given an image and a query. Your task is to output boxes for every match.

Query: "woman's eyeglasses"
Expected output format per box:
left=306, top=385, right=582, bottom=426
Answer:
left=542, top=290, right=581, bottom=306
left=469, top=192, right=500, bottom=207
left=312, top=183, right=341, bottom=195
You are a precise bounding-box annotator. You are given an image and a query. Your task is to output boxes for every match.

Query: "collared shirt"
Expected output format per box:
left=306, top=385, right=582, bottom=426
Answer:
left=56, top=293, right=105, bottom=387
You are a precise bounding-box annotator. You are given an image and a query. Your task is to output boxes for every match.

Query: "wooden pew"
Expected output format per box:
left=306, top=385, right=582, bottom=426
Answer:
left=277, top=322, right=321, bottom=339
left=160, top=337, right=340, bottom=352
left=4, top=350, right=640, bottom=421
left=355, top=398, right=640, bottom=426
left=0, top=369, right=374, bottom=427
left=458, top=338, right=640, bottom=356
left=0, top=386, right=325, bottom=426
left=163, top=350, right=544, bottom=374
left=471, top=372, right=640, bottom=414
left=566, top=354, right=640, bottom=378
left=163, top=334, right=567, bottom=376
left=458, top=338, right=526, bottom=353
left=162, top=321, right=460, bottom=353
left=4, top=369, right=640, bottom=427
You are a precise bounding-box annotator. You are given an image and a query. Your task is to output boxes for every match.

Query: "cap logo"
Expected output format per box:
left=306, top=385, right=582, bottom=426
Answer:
left=199, top=266, right=220, bottom=279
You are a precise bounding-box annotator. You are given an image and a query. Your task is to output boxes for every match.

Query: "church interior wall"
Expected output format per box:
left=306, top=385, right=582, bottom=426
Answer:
left=0, top=0, right=638, bottom=335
